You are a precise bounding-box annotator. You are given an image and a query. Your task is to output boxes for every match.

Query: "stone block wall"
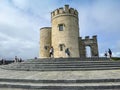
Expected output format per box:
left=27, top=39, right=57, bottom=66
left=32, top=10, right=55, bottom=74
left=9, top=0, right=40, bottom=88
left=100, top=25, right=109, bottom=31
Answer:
left=39, top=27, right=51, bottom=58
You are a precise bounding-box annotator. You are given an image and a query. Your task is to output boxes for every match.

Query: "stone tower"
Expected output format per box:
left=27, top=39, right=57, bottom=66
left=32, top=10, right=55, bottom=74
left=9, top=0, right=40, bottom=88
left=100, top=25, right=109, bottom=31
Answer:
left=39, top=5, right=99, bottom=58
left=40, top=27, right=51, bottom=58
left=51, top=5, right=80, bottom=58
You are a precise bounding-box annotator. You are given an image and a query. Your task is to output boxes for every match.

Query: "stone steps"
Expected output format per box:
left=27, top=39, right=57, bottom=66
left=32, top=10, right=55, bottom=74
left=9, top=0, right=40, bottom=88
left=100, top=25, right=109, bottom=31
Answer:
left=0, top=78, right=120, bottom=89
left=6, top=64, right=120, bottom=68
left=28, top=57, right=110, bottom=62
left=2, top=66, right=120, bottom=71
left=6, top=62, right=120, bottom=66
left=0, top=58, right=120, bottom=89
left=1, top=57, right=120, bottom=71
left=23, top=61, right=120, bottom=64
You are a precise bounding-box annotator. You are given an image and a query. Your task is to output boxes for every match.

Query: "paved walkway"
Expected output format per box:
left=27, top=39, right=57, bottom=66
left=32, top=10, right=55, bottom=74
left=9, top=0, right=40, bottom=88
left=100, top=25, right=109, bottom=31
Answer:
left=0, top=68, right=120, bottom=80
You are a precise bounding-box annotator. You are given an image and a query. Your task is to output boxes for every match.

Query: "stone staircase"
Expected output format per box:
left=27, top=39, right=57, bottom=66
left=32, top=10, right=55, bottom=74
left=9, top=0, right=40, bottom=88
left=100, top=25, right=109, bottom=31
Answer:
left=0, top=57, right=120, bottom=90
left=1, top=57, right=120, bottom=71
left=0, top=78, right=120, bottom=90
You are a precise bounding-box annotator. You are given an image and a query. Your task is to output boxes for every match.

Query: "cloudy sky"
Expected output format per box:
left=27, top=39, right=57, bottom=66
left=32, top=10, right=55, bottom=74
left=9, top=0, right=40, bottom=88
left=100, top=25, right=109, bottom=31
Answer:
left=0, top=0, right=120, bottom=59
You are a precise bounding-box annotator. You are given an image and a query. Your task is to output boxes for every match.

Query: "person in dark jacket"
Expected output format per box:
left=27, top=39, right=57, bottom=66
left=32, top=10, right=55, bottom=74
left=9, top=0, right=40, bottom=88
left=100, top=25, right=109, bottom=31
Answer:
left=108, top=48, right=112, bottom=58
left=65, top=48, right=70, bottom=57
left=49, top=46, right=54, bottom=58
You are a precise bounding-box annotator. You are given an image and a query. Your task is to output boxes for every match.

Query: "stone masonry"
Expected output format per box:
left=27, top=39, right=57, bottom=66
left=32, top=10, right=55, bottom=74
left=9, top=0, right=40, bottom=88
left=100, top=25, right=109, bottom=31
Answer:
left=39, top=5, right=99, bottom=58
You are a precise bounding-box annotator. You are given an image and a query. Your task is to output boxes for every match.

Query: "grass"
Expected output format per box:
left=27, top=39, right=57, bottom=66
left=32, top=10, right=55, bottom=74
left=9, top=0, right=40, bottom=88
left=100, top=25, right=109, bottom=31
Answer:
left=111, top=57, right=120, bottom=61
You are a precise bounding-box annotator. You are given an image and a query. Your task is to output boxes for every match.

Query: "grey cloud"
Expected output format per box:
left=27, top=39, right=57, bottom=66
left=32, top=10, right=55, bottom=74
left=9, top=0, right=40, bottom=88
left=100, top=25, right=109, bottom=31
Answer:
left=0, top=33, right=39, bottom=59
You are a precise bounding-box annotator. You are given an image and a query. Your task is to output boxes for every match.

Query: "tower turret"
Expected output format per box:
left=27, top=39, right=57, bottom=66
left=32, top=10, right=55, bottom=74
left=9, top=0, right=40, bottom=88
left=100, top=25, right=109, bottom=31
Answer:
left=39, top=27, right=51, bottom=58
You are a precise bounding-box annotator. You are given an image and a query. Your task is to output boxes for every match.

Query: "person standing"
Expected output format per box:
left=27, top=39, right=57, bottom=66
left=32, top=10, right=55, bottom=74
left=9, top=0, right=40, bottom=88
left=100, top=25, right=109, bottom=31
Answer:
left=14, top=56, right=18, bottom=62
left=19, top=58, right=22, bottom=62
left=49, top=46, right=54, bottom=58
left=104, top=51, right=108, bottom=58
left=108, top=48, right=112, bottom=58
left=1, top=58, right=4, bottom=65
left=65, top=48, right=70, bottom=57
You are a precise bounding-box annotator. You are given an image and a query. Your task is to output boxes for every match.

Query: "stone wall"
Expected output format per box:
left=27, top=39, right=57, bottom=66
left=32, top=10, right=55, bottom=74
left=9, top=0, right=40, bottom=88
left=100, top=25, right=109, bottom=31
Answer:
left=39, top=27, right=51, bottom=58
left=79, top=35, right=99, bottom=57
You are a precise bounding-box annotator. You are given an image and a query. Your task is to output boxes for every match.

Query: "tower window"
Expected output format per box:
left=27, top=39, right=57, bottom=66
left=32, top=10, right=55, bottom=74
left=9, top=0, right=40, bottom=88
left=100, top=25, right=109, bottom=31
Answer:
left=58, top=24, right=63, bottom=31
left=44, top=46, right=48, bottom=50
left=59, top=44, right=65, bottom=51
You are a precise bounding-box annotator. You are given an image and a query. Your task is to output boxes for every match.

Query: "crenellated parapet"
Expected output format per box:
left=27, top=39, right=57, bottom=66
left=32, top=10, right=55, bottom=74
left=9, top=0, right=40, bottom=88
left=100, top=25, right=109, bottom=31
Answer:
left=80, top=35, right=97, bottom=41
left=51, top=5, right=78, bottom=20
left=79, top=35, right=98, bottom=48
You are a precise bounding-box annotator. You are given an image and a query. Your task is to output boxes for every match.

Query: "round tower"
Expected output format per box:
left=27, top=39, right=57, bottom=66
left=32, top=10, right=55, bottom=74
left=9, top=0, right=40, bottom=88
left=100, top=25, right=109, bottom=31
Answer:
left=39, top=27, right=51, bottom=58
left=51, top=5, right=80, bottom=58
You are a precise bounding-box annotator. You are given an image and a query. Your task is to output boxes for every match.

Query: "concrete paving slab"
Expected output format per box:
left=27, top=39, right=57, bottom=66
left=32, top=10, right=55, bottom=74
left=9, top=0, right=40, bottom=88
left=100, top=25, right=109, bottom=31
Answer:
left=0, top=68, right=120, bottom=80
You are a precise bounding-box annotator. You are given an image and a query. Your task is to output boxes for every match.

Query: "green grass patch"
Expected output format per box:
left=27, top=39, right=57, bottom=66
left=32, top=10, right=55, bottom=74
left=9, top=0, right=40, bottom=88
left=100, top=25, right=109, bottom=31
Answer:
left=112, top=57, right=120, bottom=61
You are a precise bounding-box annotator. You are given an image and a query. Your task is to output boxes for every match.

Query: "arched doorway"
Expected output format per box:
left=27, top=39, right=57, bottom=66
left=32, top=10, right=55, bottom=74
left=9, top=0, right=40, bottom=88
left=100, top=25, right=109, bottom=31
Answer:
left=86, top=46, right=91, bottom=57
